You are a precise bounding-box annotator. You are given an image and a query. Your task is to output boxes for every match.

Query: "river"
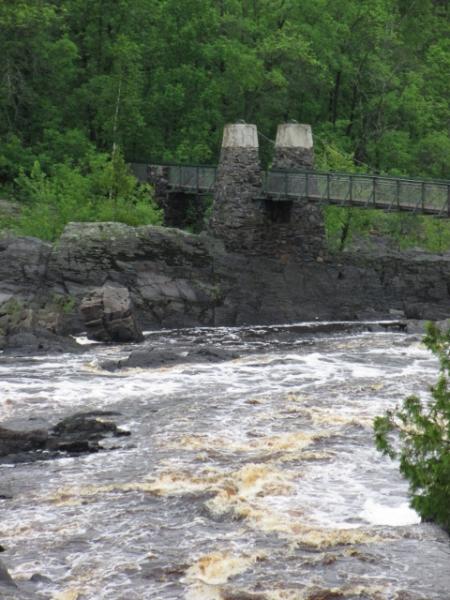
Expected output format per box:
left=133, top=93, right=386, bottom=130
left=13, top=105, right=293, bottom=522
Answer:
left=1, top=324, right=449, bottom=599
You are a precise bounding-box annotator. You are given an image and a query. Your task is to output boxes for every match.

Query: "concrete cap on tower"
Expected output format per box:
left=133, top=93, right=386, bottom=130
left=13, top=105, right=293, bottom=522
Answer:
left=275, top=123, right=313, bottom=149
left=222, top=123, right=259, bottom=148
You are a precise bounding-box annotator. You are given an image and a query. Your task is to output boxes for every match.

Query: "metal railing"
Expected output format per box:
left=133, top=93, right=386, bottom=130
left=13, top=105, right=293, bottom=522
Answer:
left=264, top=170, right=450, bottom=216
left=128, top=163, right=217, bottom=192
left=131, top=162, right=450, bottom=216
left=129, top=163, right=149, bottom=183
left=167, top=164, right=217, bottom=193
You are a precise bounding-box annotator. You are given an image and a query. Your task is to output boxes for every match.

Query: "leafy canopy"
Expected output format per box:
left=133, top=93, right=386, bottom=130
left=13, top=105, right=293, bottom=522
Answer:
left=0, top=0, right=449, bottom=174
left=0, top=0, right=449, bottom=242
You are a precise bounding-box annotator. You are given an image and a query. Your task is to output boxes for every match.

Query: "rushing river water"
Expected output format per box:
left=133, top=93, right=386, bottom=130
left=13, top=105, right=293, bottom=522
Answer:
left=1, top=324, right=449, bottom=600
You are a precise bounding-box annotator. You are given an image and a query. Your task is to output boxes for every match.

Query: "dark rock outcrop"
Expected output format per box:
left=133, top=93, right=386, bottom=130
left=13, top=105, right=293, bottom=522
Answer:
left=0, top=233, right=83, bottom=353
left=101, top=344, right=240, bottom=371
left=0, top=296, right=82, bottom=354
left=0, top=327, right=83, bottom=355
left=2, top=221, right=450, bottom=349
left=49, top=222, right=219, bottom=330
left=0, top=426, right=48, bottom=458
left=0, top=233, right=51, bottom=299
left=0, top=412, right=130, bottom=464
left=80, top=285, right=143, bottom=342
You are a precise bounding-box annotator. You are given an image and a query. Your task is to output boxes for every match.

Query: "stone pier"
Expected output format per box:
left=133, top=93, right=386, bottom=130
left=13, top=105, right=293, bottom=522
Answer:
left=207, top=122, right=326, bottom=259
left=209, top=123, right=264, bottom=252
left=273, top=122, right=315, bottom=170
left=261, top=122, right=326, bottom=260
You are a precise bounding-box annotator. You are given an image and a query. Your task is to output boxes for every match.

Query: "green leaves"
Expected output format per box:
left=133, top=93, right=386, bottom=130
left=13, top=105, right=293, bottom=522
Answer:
left=374, top=323, right=450, bottom=531
left=0, top=0, right=449, bottom=215
left=12, top=150, right=162, bottom=241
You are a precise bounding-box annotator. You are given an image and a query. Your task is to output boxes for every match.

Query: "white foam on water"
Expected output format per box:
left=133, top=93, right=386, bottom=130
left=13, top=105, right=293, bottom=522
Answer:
left=360, top=498, right=421, bottom=526
left=72, top=335, right=100, bottom=345
left=0, top=325, right=446, bottom=599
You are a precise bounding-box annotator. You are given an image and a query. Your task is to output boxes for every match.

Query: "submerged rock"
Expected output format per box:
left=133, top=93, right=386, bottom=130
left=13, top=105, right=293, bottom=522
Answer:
left=0, top=411, right=130, bottom=464
left=0, top=426, right=48, bottom=457
left=29, top=573, right=52, bottom=584
left=306, top=591, right=344, bottom=600
left=222, top=592, right=267, bottom=600
left=0, top=484, right=12, bottom=500
left=0, top=559, right=16, bottom=588
left=100, top=344, right=240, bottom=371
left=80, top=285, right=143, bottom=343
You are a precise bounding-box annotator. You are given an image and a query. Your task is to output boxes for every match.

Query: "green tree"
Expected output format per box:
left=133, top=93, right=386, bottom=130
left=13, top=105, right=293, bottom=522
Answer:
left=0, top=0, right=449, bottom=207
left=374, top=322, right=450, bottom=532
left=13, top=150, right=162, bottom=240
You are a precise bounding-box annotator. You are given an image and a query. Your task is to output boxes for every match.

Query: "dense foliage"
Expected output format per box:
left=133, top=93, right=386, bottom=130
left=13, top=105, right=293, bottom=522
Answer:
left=10, top=151, right=162, bottom=240
left=324, top=206, right=450, bottom=254
left=0, top=1, right=449, bottom=240
left=374, top=323, right=450, bottom=531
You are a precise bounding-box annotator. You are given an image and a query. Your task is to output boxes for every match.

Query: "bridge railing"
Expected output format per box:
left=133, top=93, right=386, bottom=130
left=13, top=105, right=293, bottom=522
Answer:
left=130, top=162, right=450, bottom=216
left=128, top=162, right=217, bottom=192
left=129, top=162, right=149, bottom=183
left=264, top=170, right=450, bottom=215
left=167, top=165, right=217, bottom=192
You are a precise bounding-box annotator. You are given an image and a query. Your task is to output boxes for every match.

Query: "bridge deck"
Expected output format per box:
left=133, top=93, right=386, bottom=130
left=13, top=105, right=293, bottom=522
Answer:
left=130, top=163, right=450, bottom=217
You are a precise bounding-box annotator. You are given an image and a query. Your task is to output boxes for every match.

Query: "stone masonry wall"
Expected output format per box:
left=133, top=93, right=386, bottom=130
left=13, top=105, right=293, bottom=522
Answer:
left=209, top=147, right=265, bottom=253
left=273, top=146, right=315, bottom=170
left=261, top=137, right=326, bottom=260
left=208, top=123, right=327, bottom=259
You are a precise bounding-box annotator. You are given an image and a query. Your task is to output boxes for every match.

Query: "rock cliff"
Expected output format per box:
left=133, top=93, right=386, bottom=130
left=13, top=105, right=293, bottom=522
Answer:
left=1, top=221, right=450, bottom=348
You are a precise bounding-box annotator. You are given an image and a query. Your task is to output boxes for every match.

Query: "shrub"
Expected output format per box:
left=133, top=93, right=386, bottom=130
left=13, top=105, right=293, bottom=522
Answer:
left=12, top=150, right=162, bottom=241
left=0, top=134, right=36, bottom=189
left=324, top=205, right=450, bottom=254
left=374, top=322, right=450, bottom=531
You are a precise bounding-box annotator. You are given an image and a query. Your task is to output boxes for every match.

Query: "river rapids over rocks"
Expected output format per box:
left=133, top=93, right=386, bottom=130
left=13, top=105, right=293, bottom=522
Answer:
left=1, top=323, right=449, bottom=599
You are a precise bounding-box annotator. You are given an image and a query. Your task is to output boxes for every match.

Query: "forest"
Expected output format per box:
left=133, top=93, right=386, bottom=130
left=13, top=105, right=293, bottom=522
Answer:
left=0, top=0, right=449, bottom=244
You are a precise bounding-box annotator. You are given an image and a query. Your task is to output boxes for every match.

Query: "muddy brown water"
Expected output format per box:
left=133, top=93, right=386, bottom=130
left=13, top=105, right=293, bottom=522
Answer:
left=0, top=324, right=449, bottom=599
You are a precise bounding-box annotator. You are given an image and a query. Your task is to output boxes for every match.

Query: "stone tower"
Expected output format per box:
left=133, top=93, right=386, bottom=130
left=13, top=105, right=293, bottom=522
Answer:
left=209, top=123, right=264, bottom=252
left=209, top=122, right=326, bottom=260
left=261, top=122, right=325, bottom=260
left=273, top=123, right=314, bottom=170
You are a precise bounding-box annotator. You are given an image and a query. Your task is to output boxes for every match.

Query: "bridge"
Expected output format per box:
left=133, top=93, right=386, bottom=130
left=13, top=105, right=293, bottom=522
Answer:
left=131, top=162, right=450, bottom=217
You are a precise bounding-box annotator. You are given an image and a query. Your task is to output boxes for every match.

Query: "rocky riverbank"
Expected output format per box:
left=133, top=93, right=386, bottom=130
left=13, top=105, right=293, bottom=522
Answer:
left=1, top=221, right=450, bottom=352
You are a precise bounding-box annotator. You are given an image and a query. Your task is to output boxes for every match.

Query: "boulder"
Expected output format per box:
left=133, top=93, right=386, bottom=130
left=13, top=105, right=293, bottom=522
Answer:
left=0, top=411, right=131, bottom=464
left=49, top=412, right=130, bottom=453
left=80, top=285, right=143, bottom=343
